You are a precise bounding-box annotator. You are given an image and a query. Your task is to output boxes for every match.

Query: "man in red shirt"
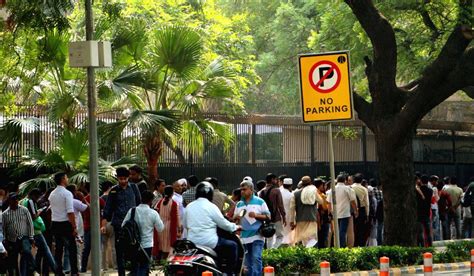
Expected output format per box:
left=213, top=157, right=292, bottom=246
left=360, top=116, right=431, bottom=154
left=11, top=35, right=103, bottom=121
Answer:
left=80, top=183, right=106, bottom=273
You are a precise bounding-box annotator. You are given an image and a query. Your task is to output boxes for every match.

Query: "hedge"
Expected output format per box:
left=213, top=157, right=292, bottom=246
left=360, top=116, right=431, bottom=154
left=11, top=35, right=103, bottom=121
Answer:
left=262, top=241, right=474, bottom=274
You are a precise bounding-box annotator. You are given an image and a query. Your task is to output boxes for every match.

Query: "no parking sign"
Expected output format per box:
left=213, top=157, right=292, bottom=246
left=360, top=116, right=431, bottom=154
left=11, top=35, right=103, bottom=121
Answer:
left=298, top=51, right=353, bottom=123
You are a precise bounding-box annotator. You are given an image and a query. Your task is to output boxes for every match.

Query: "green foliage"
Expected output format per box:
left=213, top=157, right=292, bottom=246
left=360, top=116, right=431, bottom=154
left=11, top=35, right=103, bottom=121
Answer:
left=262, top=245, right=454, bottom=274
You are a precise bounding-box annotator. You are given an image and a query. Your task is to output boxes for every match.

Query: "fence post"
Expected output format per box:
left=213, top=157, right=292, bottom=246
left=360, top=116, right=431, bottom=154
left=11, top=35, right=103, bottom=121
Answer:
left=471, top=249, right=474, bottom=276
left=423, top=252, right=433, bottom=275
left=380, top=256, right=389, bottom=276
left=320, top=261, right=330, bottom=276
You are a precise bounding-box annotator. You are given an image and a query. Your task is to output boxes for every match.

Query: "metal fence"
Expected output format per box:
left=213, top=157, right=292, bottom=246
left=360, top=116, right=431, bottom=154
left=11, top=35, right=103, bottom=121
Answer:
left=1, top=108, right=473, bottom=191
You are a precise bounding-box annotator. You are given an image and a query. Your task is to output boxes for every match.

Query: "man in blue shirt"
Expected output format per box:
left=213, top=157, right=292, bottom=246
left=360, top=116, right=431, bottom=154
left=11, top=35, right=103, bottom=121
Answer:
left=234, top=180, right=270, bottom=276
left=101, top=167, right=141, bottom=276
left=184, top=181, right=240, bottom=275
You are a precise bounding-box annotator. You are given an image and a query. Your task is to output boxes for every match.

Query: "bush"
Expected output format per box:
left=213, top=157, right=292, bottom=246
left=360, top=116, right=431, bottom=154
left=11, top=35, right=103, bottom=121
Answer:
left=262, top=242, right=470, bottom=274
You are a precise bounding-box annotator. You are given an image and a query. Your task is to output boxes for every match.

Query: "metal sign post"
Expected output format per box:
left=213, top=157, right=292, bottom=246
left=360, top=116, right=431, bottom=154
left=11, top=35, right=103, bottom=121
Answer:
left=85, top=0, right=101, bottom=274
left=328, top=123, right=339, bottom=248
left=298, top=51, right=353, bottom=249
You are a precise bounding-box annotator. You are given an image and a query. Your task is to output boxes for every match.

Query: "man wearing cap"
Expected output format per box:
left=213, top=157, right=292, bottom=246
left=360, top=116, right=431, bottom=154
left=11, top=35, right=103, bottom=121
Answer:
left=258, top=173, right=286, bottom=248
left=280, top=178, right=294, bottom=246
left=289, top=176, right=323, bottom=247
left=234, top=180, right=270, bottom=276
left=2, top=192, right=35, bottom=275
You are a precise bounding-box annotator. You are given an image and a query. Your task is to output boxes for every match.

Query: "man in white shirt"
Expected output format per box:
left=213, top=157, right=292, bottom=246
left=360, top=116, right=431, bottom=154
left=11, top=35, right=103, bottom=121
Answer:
left=280, top=178, right=294, bottom=246
left=122, top=190, right=164, bottom=276
left=327, top=175, right=358, bottom=248
left=184, top=182, right=240, bottom=275
left=49, top=172, right=79, bottom=276
left=172, top=179, right=185, bottom=238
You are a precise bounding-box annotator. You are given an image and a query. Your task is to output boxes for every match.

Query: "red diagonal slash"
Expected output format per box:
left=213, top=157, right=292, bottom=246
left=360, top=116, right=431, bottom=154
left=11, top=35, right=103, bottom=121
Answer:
left=314, top=65, right=335, bottom=89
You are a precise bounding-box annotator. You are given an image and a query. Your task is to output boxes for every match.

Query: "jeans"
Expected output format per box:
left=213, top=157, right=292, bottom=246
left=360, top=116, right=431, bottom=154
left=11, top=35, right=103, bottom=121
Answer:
left=463, top=217, right=472, bottom=238
left=431, top=209, right=441, bottom=241
left=214, top=237, right=238, bottom=274
left=81, top=230, right=91, bottom=272
left=52, top=221, right=78, bottom=275
left=244, top=240, right=264, bottom=276
left=131, top=247, right=152, bottom=276
left=5, top=237, right=35, bottom=276
left=35, top=233, right=57, bottom=274
left=318, top=222, right=330, bottom=248
left=114, top=226, right=126, bottom=276
left=376, top=220, right=384, bottom=245
left=417, top=217, right=432, bottom=247
left=447, top=208, right=462, bottom=239
left=440, top=212, right=450, bottom=240
left=338, top=217, right=350, bottom=248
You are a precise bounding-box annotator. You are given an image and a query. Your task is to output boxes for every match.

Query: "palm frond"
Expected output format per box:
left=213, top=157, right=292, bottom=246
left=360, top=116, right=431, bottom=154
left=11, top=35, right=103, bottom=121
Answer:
left=128, top=110, right=181, bottom=136
left=19, top=175, right=56, bottom=197
left=153, top=25, right=203, bottom=80
left=59, top=130, right=89, bottom=170
left=69, top=172, right=89, bottom=185
left=0, top=118, right=39, bottom=153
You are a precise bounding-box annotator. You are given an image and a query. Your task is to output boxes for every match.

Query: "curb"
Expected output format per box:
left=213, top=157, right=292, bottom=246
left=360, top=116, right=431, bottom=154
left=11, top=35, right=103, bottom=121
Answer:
left=330, top=261, right=470, bottom=275
left=433, top=238, right=474, bottom=247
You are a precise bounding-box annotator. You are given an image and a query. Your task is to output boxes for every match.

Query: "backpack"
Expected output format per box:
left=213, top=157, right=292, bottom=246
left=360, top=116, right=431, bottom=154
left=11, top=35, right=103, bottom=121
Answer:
left=462, top=189, right=472, bottom=208
left=119, top=208, right=142, bottom=261
left=260, top=186, right=276, bottom=222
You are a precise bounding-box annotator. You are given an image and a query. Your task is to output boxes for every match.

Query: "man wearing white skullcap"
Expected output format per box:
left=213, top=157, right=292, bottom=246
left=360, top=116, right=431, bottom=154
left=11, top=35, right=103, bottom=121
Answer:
left=281, top=178, right=295, bottom=245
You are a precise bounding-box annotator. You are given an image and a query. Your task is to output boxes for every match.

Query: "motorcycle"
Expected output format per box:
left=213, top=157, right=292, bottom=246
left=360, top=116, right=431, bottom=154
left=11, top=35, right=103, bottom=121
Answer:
left=166, top=210, right=246, bottom=276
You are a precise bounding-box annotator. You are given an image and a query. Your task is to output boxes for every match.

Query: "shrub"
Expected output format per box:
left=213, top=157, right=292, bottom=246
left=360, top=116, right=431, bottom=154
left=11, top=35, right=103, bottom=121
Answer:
left=262, top=242, right=470, bottom=274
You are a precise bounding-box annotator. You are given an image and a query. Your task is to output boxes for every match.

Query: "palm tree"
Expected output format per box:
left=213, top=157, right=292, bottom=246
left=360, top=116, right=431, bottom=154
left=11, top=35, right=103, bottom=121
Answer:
left=10, top=128, right=139, bottom=195
left=100, top=24, right=240, bottom=186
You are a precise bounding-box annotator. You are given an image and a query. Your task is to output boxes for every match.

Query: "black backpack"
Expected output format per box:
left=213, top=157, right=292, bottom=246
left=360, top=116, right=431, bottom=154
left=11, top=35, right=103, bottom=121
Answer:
left=119, top=208, right=141, bottom=261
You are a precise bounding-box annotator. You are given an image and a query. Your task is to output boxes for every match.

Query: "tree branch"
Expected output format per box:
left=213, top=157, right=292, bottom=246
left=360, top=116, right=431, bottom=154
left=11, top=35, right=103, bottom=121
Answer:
left=398, top=46, right=474, bottom=134
left=420, top=25, right=472, bottom=87
left=418, top=5, right=440, bottom=40
left=344, top=0, right=398, bottom=90
left=352, top=92, right=374, bottom=130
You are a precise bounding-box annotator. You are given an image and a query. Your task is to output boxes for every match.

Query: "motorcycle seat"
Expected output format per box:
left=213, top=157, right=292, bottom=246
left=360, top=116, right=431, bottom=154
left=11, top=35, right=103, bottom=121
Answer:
left=196, top=245, right=218, bottom=258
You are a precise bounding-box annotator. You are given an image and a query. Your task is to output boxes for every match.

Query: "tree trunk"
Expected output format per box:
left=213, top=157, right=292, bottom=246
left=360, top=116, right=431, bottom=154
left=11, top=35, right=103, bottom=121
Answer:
left=375, top=129, right=417, bottom=246
left=144, top=133, right=163, bottom=189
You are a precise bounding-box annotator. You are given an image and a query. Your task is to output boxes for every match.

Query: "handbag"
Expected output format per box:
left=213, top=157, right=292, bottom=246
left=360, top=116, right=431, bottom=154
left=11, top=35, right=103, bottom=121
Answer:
left=259, top=219, right=276, bottom=238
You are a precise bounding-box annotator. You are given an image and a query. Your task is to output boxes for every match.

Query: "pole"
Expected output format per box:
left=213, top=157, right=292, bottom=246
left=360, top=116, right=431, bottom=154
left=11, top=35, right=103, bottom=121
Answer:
left=85, top=0, right=101, bottom=274
left=328, top=123, right=339, bottom=248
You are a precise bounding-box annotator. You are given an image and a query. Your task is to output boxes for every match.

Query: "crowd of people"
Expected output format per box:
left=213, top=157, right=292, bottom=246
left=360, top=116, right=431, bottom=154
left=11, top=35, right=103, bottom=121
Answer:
left=0, top=165, right=473, bottom=276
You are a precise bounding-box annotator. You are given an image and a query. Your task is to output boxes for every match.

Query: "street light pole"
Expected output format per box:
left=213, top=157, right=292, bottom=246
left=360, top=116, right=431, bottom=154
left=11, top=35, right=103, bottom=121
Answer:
left=85, top=0, right=101, bottom=274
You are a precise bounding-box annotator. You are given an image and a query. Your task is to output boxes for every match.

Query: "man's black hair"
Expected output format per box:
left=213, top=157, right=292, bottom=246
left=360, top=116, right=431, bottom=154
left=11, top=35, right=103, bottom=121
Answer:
left=369, top=178, right=378, bottom=187
left=204, top=177, right=218, bottom=188
left=450, top=176, right=458, bottom=185
left=101, top=180, right=114, bottom=192
left=28, top=188, right=42, bottom=198
left=187, top=175, right=199, bottom=187
left=256, top=180, right=266, bottom=191
left=129, top=165, right=142, bottom=174
left=337, top=174, right=346, bottom=183
left=353, top=173, right=364, bottom=184
left=54, top=172, right=67, bottom=185
left=266, top=173, right=277, bottom=183
left=141, top=190, right=154, bottom=204
left=314, top=178, right=324, bottom=188
left=116, top=167, right=130, bottom=177
left=429, top=175, right=439, bottom=183
left=420, top=175, right=429, bottom=184
left=278, top=174, right=288, bottom=182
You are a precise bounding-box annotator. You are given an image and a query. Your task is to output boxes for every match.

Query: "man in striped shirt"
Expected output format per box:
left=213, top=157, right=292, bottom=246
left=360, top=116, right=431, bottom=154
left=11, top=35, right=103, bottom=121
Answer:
left=2, top=192, right=35, bottom=275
